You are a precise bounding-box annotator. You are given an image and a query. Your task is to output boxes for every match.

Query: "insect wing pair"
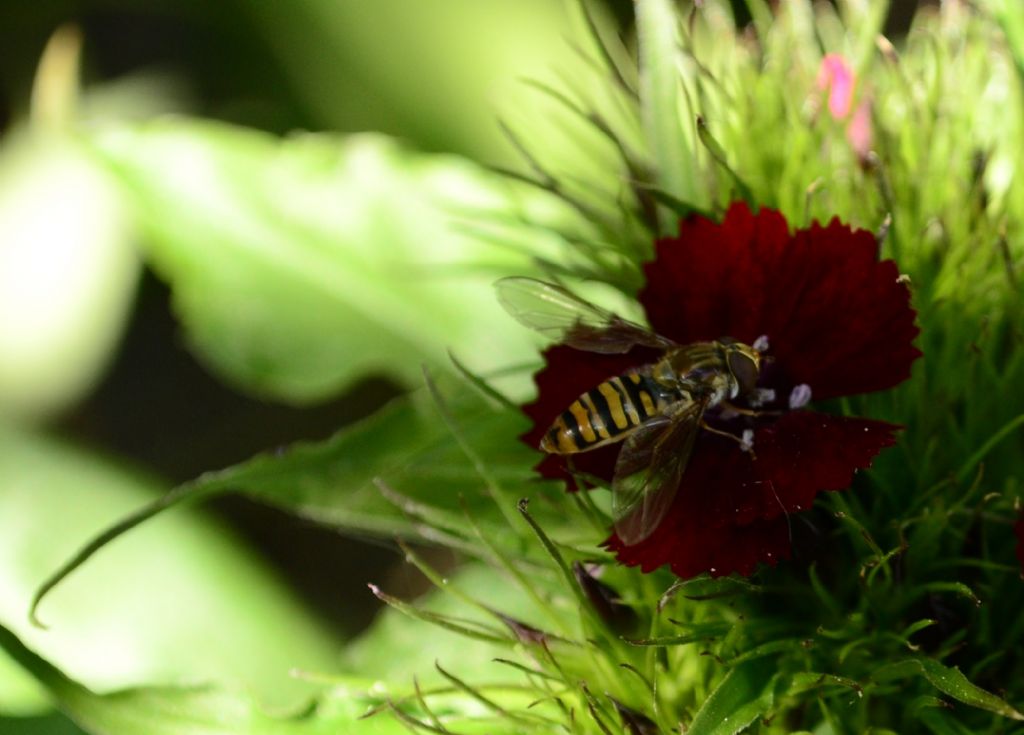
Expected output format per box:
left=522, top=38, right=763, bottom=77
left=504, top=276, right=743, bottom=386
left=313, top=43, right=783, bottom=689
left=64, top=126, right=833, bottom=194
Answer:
left=497, top=277, right=713, bottom=545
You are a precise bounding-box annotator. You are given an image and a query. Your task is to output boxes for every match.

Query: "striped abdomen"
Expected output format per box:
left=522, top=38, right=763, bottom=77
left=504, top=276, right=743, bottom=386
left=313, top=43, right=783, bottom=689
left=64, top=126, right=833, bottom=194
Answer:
left=540, top=372, right=683, bottom=454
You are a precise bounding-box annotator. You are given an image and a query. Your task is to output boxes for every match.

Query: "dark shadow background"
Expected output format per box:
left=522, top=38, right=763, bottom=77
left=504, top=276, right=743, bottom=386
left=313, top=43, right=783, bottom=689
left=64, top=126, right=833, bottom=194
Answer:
left=0, top=0, right=927, bottom=656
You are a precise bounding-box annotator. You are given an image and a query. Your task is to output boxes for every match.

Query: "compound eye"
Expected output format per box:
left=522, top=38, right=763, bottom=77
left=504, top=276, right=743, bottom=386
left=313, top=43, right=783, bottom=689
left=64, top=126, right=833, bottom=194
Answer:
left=727, top=351, right=759, bottom=395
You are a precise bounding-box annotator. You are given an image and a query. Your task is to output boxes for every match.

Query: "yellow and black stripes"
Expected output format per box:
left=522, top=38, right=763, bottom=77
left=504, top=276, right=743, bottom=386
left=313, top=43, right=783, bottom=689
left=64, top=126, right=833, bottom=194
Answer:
left=540, top=372, right=681, bottom=454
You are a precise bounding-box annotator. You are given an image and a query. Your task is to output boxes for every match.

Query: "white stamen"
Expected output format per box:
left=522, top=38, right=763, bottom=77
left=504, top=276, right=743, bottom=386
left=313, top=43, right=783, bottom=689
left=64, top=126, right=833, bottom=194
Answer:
left=749, top=387, right=776, bottom=408
left=789, top=383, right=813, bottom=409
left=740, top=429, right=755, bottom=453
left=752, top=334, right=770, bottom=353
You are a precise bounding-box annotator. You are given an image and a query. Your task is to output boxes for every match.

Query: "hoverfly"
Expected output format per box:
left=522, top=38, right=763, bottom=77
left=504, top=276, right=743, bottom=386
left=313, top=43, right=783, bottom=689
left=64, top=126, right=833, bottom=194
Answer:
left=497, top=277, right=765, bottom=545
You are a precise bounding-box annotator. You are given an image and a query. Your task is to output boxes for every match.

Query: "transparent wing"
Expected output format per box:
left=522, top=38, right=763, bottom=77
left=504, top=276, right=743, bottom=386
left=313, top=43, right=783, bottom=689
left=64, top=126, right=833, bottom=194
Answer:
left=495, top=277, right=674, bottom=354
left=611, top=397, right=707, bottom=546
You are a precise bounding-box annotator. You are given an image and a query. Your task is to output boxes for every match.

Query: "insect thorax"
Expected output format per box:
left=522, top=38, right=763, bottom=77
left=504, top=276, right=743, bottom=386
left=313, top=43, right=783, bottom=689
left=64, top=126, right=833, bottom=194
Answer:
left=652, top=342, right=737, bottom=405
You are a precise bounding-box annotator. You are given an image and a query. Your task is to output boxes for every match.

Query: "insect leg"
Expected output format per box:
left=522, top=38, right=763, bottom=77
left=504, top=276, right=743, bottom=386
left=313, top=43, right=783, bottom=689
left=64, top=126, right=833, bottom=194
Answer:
left=699, top=420, right=758, bottom=459
left=718, top=401, right=782, bottom=418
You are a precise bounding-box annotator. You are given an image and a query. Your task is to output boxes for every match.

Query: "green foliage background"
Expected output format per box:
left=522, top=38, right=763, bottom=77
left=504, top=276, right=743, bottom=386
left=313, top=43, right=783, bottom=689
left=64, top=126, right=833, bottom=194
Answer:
left=2, top=0, right=1024, bottom=733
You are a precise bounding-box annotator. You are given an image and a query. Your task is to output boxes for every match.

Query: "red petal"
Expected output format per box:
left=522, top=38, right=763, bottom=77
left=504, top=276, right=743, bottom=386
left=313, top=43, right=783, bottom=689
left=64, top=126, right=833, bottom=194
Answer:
left=522, top=344, right=657, bottom=484
left=641, top=202, right=786, bottom=346
left=729, top=412, right=901, bottom=524
left=607, top=516, right=791, bottom=579
left=605, top=442, right=792, bottom=577
left=604, top=411, right=899, bottom=578
left=641, top=202, right=920, bottom=400
left=605, top=440, right=788, bottom=577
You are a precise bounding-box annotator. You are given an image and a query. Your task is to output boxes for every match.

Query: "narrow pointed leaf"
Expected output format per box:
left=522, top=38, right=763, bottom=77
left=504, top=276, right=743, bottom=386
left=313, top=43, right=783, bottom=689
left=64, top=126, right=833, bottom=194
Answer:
left=636, top=0, right=702, bottom=223
left=686, top=659, right=777, bottom=735
left=914, top=658, right=1024, bottom=721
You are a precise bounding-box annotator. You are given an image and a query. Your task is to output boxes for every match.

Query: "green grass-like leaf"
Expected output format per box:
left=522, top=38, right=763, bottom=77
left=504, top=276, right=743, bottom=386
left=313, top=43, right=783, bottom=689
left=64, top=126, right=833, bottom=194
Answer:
left=686, top=659, right=777, bottom=735
left=636, top=0, right=704, bottom=225
left=876, top=658, right=1024, bottom=722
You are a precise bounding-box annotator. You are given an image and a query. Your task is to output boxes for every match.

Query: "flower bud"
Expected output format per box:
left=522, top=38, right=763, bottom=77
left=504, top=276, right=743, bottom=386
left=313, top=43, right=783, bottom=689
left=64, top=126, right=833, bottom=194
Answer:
left=573, top=562, right=636, bottom=634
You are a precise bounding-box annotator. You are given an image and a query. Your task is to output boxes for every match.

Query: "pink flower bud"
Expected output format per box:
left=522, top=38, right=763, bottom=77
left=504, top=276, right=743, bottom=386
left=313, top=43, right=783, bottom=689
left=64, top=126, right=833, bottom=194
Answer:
left=848, top=99, right=873, bottom=161
left=817, top=53, right=855, bottom=119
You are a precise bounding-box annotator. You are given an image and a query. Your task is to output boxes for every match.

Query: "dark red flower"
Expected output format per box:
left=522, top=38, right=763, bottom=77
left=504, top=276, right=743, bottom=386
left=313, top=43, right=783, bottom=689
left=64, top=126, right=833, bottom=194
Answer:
left=522, top=203, right=920, bottom=578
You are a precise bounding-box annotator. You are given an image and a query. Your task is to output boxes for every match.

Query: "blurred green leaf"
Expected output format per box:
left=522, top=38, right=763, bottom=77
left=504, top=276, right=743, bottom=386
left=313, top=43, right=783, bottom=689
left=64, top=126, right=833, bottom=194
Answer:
left=188, top=372, right=539, bottom=536
left=0, top=711, right=88, bottom=735
left=917, top=709, right=983, bottom=735
left=32, top=372, right=566, bottom=624
left=0, top=649, right=51, bottom=716
left=240, top=0, right=587, bottom=165
left=90, top=120, right=541, bottom=404
left=686, top=659, right=777, bottom=735
left=636, top=0, right=703, bottom=223
left=1, top=427, right=340, bottom=709
left=984, top=0, right=1024, bottom=80
left=0, top=621, right=534, bottom=735
left=0, top=130, right=138, bottom=421
left=0, top=623, right=401, bottom=735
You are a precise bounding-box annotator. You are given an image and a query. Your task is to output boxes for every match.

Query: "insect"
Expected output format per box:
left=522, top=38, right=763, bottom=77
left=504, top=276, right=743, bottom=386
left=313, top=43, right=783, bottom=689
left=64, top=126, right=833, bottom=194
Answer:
left=497, top=277, right=765, bottom=545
